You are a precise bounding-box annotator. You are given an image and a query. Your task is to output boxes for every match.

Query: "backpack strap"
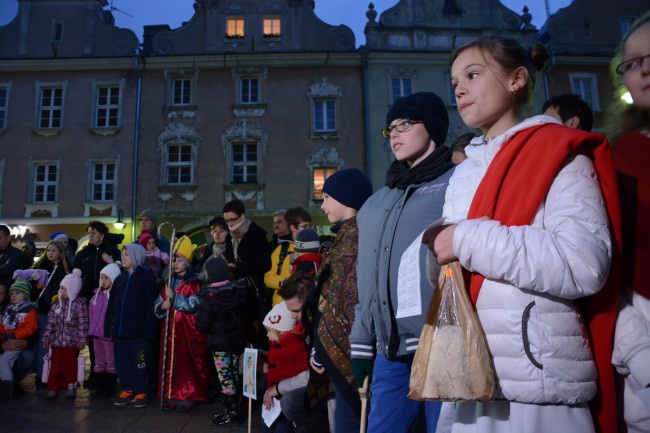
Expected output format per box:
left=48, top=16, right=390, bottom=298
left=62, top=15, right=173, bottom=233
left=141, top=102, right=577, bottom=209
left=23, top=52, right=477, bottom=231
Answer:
left=276, top=242, right=291, bottom=275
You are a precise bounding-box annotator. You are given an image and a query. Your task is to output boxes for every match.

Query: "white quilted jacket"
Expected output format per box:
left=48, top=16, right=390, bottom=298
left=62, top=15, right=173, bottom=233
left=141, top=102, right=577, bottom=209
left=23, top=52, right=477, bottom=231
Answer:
left=442, top=116, right=612, bottom=404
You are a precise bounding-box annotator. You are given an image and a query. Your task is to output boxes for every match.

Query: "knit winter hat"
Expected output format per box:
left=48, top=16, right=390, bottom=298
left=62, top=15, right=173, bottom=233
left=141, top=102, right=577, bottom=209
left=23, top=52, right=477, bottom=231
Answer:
left=49, top=231, right=68, bottom=243
left=60, top=268, right=83, bottom=302
left=322, top=168, right=373, bottom=211
left=139, top=231, right=155, bottom=249
left=386, top=92, right=449, bottom=147
left=263, top=301, right=296, bottom=332
left=138, top=209, right=159, bottom=226
left=9, top=279, right=31, bottom=298
left=173, top=235, right=193, bottom=263
left=203, top=257, right=230, bottom=284
left=294, top=229, right=320, bottom=253
left=100, top=263, right=121, bottom=286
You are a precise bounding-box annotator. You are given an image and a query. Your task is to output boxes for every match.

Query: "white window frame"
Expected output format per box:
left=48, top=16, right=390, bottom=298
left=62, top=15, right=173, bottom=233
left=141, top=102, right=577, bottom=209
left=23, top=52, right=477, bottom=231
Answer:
left=32, top=162, right=59, bottom=204
left=90, top=160, right=117, bottom=202
left=226, top=17, right=245, bottom=38
left=36, top=84, right=65, bottom=129
left=231, top=141, right=258, bottom=184
left=240, top=77, right=259, bottom=104
left=0, top=83, right=10, bottom=130
left=391, top=77, right=413, bottom=104
left=173, top=78, right=192, bottom=106
left=569, top=72, right=601, bottom=112
left=164, top=140, right=195, bottom=185
left=312, top=99, right=337, bottom=133
left=94, top=84, right=121, bottom=128
left=263, top=16, right=281, bottom=38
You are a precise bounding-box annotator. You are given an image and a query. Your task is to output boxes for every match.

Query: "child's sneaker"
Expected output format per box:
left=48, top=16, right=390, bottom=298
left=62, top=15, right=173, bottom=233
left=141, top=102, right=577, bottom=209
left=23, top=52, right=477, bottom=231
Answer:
left=114, top=390, right=135, bottom=406
left=45, top=390, right=58, bottom=400
left=133, top=393, right=149, bottom=408
left=65, top=383, right=77, bottom=400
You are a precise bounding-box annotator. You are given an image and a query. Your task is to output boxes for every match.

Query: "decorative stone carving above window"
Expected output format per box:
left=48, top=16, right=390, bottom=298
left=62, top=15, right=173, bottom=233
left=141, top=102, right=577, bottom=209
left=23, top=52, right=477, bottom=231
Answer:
left=305, top=147, right=344, bottom=170
left=307, top=78, right=342, bottom=99
left=157, top=185, right=198, bottom=202
left=83, top=202, right=117, bottom=217
left=221, top=119, right=268, bottom=156
left=233, top=103, right=267, bottom=117
left=24, top=204, right=59, bottom=218
left=223, top=184, right=265, bottom=210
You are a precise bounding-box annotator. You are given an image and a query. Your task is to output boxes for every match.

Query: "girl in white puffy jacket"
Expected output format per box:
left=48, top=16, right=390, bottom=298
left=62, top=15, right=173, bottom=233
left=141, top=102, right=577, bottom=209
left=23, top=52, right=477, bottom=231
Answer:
left=608, top=12, right=650, bottom=433
left=428, top=36, right=621, bottom=433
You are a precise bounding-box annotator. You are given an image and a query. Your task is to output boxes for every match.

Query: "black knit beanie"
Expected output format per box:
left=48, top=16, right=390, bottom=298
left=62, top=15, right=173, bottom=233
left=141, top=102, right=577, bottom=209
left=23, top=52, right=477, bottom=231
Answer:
left=203, top=257, right=230, bottom=284
left=322, top=168, right=373, bottom=211
left=386, top=92, right=449, bottom=146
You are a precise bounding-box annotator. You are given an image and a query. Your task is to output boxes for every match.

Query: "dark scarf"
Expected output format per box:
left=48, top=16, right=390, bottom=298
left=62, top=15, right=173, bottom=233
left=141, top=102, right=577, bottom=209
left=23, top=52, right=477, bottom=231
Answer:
left=3, top=300, right=30, bottom=328
left=385, top=144, right=453, bottom=189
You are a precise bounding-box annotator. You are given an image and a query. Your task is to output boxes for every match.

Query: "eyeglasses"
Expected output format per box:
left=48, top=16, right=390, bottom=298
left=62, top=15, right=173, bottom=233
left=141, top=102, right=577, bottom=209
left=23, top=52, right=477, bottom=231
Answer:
left=224, top=215, right=242, bottom=224
left=381, top=119, right=423, bottom=138
left=616, top=54, right=650, bottom=75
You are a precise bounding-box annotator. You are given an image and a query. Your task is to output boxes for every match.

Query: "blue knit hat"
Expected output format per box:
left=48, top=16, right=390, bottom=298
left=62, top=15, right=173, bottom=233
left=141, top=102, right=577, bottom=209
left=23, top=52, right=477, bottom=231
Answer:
left=294, top=229, right=320, bottom=253
left=322, top=168, right=373, bottom=211
left=9, top=279, right=31, bottom=298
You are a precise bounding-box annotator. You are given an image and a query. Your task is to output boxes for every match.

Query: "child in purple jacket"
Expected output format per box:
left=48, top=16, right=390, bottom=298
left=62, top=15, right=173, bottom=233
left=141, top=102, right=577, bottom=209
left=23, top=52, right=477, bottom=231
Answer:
left=42, top=268, right=89, bottom=400
left=88, top=263, right=122, bottom=397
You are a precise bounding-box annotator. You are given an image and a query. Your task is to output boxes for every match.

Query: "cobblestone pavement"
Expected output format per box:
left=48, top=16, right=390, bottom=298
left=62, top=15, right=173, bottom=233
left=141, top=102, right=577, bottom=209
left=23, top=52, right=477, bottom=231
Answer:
left=0, top=375, right=262, bottom=433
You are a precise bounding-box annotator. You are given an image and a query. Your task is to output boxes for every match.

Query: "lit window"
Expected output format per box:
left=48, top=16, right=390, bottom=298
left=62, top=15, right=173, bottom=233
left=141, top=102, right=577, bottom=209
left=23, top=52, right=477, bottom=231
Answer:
left=0, top=86, right=8, bottom=129
left=39, top=87, right=63, bottom=129
left=173, top=78, right=191, bottom=105
left=166, top=142, right=193, bottom=184
left=232, top=142, right=258, bottom=183
left=391, top=77, right=412, bottom=103
left=570, top=73, right=601, bottom=112
left=227, top=18, right=245, bottom=38
left=92, top=162, right=115, bottom=202
left=240, top=77, right=259, bottom=104
left=95, top=86, right=120, bottom=127
left=33, top=163, right=58, bottom=203
left=313, top=100, right=336, bottom=132
left=313, top=167, right=337, bottom=200
left=263, top=17, right=281, bottom=37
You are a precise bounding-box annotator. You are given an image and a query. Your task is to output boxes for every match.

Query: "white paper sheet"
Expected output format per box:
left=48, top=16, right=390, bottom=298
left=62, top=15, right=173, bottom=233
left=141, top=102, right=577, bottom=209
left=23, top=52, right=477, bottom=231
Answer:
left=396, top=231, right=424, bottom=319
left=262, top=396, right=283, bottom=427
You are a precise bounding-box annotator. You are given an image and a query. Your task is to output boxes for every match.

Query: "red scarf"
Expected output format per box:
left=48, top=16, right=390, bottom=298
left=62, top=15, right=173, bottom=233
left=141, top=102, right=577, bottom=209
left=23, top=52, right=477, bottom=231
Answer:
left=466, top=123, right=621, bottom=433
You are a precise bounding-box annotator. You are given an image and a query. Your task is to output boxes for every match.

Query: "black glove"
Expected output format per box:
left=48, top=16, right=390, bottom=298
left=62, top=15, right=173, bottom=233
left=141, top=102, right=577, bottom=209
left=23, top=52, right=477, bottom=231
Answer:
left=351, top=358, right=373, bottom=387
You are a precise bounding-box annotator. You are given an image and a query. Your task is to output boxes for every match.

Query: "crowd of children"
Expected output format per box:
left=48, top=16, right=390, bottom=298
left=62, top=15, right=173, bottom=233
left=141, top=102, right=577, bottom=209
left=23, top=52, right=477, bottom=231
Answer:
left=0, top=13, right=647, bottom=433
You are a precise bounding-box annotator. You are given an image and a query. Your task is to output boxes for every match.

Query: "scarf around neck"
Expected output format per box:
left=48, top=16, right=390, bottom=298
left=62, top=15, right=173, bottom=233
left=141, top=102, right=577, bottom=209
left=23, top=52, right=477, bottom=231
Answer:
left=3, top=300, right=30, bottom=328
left=385, top=144, right=453, bottom=189
left=229, top=218, right=251, bottom=259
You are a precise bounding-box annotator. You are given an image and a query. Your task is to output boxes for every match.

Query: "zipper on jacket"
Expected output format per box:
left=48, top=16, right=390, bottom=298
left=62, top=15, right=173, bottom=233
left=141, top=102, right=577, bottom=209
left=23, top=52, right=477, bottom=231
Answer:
left=118, top=272, right=132, bottom=336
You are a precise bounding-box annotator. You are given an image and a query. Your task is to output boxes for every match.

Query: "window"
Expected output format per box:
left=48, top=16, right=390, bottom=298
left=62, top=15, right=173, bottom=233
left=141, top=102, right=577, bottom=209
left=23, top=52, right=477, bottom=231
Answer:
left=391, top=77, right=412, bottom=103
left=313, top=100, right=337, bottom=132
left=38, top=87, right=63, bottom=129
left=226, top=18, right=244, bottom=38
left=52, top=20, right=63, bottom=43
left=173, top=78, right=191, bottom=105
left=240, top=77, right=259, bottom=104
left=232, top=142, right=258, bottom=183
left=95, top=86, right=119, bottom=127
left=570, top=73, right=601, bottom=112
left=313, top=167, right=337, bottom=200
left=33, top=163, right=57, bottom=203
left=166, top=142, right=193, bottom=184
left=263, top=17, right=281, bottom=38
left=0, top=85, right=8, bottom=129
left=92, top=162, right=115, bottom=202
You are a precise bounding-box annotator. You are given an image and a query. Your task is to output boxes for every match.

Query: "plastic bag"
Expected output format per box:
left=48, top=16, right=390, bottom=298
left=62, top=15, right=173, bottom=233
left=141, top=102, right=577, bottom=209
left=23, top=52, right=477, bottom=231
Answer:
left=408, top=261, right=495, bottom=401
left=42, top=350, right=51, bottom=383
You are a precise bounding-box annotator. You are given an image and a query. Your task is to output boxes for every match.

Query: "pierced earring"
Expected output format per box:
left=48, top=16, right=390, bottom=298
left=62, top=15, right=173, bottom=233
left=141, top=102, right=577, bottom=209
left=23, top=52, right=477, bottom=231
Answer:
left=511, top=87, right=517, bottom=95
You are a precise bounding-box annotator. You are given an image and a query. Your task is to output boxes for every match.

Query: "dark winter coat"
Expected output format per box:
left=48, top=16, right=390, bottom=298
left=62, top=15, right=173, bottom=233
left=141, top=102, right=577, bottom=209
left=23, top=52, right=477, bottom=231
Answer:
left=73, top=242, right=121, bottom=301
left=195, top=279, right=247, bottom=353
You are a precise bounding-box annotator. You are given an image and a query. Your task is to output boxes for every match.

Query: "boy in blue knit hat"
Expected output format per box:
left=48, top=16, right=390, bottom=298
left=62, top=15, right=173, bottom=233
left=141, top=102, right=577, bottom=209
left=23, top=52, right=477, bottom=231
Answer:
left=309, top=167, right=373, bottom=432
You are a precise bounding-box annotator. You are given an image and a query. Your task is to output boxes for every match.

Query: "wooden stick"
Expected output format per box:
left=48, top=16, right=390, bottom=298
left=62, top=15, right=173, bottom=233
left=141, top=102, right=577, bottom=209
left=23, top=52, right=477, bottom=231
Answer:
left=359, top=376, right=369, bottom=433
left=248, top=397, right=252, bottom=433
